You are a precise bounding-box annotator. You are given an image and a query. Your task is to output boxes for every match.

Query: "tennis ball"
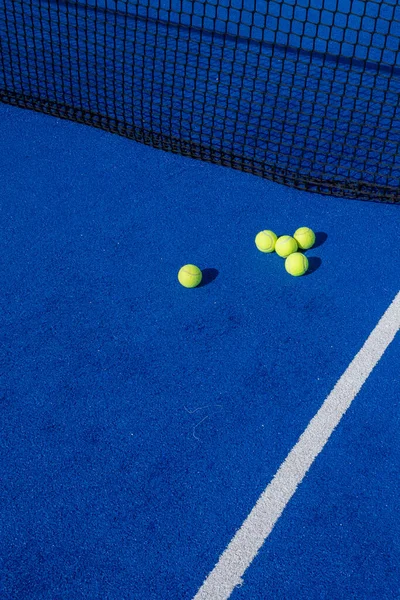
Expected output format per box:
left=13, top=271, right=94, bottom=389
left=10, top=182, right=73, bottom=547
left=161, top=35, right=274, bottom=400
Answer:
left=275, top=235, right=298, bottom=258
left=255, top=230, right=277, bottom=253
left=294, top=227, right=316, bottom=250
left=285, top=252, right=309, bottom=276
left=178, top=264, right=202, bottom=288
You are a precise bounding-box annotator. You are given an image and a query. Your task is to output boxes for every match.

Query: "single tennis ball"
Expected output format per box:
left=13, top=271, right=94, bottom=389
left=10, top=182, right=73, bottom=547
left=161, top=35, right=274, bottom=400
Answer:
left=293, top=227, right=316, bottom=250
left=275, top=235, right=298, bottom=258
left=255, top=230, right=277, bottom=253
left=178, top=264, right=202, bottom=288
left=285, top=252, right=309, bottom=276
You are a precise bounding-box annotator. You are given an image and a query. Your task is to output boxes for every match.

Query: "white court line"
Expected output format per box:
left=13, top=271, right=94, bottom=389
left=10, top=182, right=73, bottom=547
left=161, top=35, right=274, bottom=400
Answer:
left=194, top=291, right=400, bottom=600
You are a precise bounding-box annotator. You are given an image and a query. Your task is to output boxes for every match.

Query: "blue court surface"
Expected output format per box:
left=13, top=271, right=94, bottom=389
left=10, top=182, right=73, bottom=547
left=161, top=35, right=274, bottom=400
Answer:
left=1, top=100, right=399, bottom=599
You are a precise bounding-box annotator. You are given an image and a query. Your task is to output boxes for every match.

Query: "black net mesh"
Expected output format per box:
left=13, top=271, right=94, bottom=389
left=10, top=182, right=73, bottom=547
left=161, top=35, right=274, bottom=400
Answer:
left=1, top=0, right=400, bottom=202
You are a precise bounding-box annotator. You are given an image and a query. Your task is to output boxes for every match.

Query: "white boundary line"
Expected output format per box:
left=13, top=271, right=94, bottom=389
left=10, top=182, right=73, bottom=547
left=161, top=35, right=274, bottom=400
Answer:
left=194, top=291, right=400, bottom=600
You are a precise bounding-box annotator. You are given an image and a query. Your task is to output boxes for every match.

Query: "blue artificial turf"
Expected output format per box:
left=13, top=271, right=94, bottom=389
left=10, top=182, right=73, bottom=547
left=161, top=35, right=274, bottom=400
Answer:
left=0, top=102, right=399, bottom=599
left=231, top=335, right=400, bottom=600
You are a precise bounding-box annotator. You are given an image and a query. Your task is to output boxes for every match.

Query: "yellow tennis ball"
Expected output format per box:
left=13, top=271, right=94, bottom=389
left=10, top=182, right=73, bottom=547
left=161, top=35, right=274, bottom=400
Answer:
left=255, top=230, right=277, bottom=253
left=285, top=252, right=309, bottom=276
left=178, top=264, right=202, bottom=288
left=294, top=227, right=316, bottom=250
left=275, top=235, right=298, bottom=258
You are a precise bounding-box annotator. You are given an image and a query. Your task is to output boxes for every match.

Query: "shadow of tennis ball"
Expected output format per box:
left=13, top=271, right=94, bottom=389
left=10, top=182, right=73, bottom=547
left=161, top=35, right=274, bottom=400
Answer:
left=305, top=256, right=322, bottom=275
left=198, top=268, right=219, bottom=287
left=313, top=232, right=328, bottom=249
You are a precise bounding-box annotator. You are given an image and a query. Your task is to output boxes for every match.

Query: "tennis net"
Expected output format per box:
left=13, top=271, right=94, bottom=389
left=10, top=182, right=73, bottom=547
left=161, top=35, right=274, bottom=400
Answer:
left=1, top=0, right=400, bottom=202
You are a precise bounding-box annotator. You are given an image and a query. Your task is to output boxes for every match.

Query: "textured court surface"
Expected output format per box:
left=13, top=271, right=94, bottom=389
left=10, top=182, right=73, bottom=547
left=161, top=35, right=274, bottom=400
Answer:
left=1, top=101, right=399, bottom=599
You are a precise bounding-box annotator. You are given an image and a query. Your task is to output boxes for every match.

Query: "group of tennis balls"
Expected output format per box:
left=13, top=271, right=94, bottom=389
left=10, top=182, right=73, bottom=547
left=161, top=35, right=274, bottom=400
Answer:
left=255, top=226, right=316, bottom=276
left=177, top=226, right=316, bottom=288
